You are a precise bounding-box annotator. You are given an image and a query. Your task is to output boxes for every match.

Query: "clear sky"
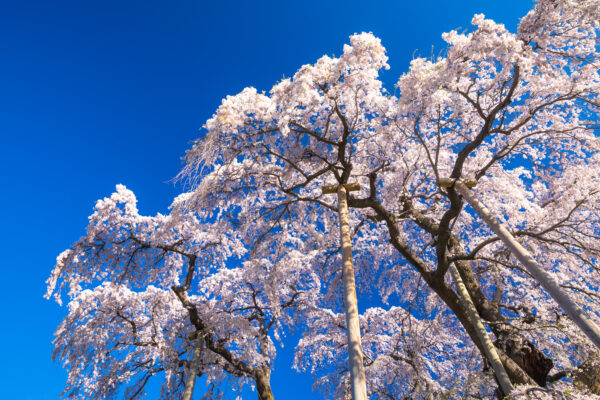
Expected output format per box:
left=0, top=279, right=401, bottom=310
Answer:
left=0, top=1, right=533, bottom=399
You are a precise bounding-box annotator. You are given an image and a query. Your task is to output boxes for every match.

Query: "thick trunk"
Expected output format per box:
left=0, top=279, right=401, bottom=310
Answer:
left=573, top=353, right=600, bottom=394
left=494, top=334, right=554, bottom=386
left=255, top=367, right=275, bottom=400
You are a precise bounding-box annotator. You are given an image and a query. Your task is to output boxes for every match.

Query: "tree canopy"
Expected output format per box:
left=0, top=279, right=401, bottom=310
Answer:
left=47, top=0, right=600, bottom=398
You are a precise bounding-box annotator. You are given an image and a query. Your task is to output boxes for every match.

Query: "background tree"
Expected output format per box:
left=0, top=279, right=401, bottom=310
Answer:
left=46, top=185, right=320, bottom=399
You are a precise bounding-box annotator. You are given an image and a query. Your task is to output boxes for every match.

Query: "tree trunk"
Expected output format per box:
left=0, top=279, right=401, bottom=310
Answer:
left=573, top=353, right=600, bottom=394
left=255, top=367, right=275, bottom=400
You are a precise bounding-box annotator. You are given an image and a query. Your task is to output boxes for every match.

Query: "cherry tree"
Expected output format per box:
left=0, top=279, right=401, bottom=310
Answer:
left=47, top=0, right=600, bottom=398
left=179, top=0, right=600, bottom=396
left=46, top=185, right=321, bottom=399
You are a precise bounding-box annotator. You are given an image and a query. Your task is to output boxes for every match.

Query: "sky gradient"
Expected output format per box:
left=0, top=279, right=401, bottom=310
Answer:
left=0, top=1, right=533, bottom=398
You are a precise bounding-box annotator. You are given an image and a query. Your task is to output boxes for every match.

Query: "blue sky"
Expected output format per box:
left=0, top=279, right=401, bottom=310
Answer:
left=0, top=1, right=532, bottom=398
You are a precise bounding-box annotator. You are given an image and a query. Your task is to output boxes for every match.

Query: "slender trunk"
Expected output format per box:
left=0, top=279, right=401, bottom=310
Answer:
left=337, top=186, right=368, bottom=400
left=255, top=367, right=275, bottom=400
left=449, top=264, right=514, bottom=396
left=455, top=181, right=600, bottom=351
left=182, top=335, right=204, bottom=400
